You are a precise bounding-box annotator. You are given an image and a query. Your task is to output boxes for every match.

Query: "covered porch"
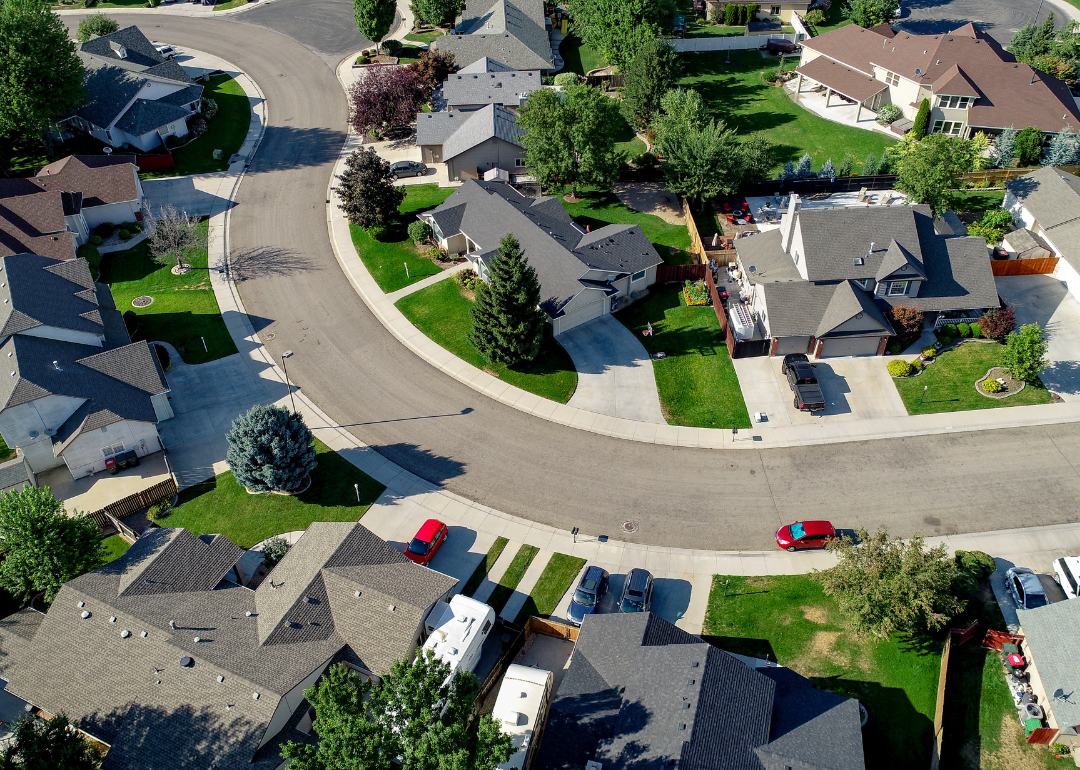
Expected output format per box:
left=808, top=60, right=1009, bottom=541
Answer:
left=791, top=57, right=891, bottom=130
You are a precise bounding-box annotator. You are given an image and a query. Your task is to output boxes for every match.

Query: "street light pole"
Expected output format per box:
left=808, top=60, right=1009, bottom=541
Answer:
left=281, top=350, right=296, bottom=414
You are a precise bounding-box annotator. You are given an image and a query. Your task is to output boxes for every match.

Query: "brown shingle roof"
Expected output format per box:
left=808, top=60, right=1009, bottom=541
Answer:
left=34, top=155, right=140, bottom=206
left=932, top=64, right=979, bottom=97
left=795, top=56, right=889, bottom=101
left=0, top=190, right=75, bottom=261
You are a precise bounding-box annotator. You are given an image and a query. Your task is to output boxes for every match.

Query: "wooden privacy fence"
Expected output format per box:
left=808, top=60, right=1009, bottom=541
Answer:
left=958, top=165, right=1080, bottom=187
left=473, top=616, right=579, bottom=708
left=656, top=264, right=706, bottom=283
left=930, top=634, right=953, bottom=770
left=87, top=478, right=178, bottom=541
left=991, top=257, right=1059, bottom=276
left=704, top=268, right=736, bottom=357
left=682, top=198, right=733, bottom=266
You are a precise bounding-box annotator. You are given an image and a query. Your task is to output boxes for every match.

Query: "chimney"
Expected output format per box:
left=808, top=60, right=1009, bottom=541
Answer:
left=780, top=193, right=800, bottom=252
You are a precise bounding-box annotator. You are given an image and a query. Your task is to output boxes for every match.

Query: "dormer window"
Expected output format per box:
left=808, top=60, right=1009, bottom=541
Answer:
left=109, top=42, right=128, bottom=59
left=887, top=280, right=910, bottom=296
left=936, top=95, right=972, bottom=109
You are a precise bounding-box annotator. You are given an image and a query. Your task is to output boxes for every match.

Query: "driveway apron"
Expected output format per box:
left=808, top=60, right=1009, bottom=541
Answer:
left=997, top=274, right=1080, bottom=401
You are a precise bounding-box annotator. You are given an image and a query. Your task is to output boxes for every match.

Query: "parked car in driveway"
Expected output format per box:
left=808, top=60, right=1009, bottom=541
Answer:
left=619, top=568, right=653, bottom=613
left=775, top=520, right=837, bottom=552
left=1006, top=566, right=1049, bottom=609
left=1053, top=556, right=1080, bottom=599
left=154, top=44, right=176, bottom=59
left=405, top=519, right=447, bottom=566
left=782, top=353, right=825, bottom=413
left=567, top=565, right=609, bottom=626
left=391, top=160, right=428, bottom=178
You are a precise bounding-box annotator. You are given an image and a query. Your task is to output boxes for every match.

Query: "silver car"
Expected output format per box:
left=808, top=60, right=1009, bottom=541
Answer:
left=390, top=160, right=427, bottom=178
left=1006, top=566, right=1048, bottom=610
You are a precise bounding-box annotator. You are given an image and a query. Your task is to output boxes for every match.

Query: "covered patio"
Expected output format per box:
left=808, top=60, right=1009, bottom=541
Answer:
left=791, top=57, right=891, bottom=130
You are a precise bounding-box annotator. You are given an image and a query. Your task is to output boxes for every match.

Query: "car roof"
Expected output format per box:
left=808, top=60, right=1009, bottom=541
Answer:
left=796, top=520, right=835, bottom=535
left=390, top=160, right=413, bottom=168
left=1013, top=570, right=1045, bottom=594
left=415, top=519, right=443, bottom=539
left=583, top=565, right=605, bottom=581
left=627, top=568, right=652, bottom=590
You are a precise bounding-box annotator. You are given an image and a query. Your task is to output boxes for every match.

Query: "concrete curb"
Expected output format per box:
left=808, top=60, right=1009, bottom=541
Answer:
left=57, top=0, right=264, bottom=18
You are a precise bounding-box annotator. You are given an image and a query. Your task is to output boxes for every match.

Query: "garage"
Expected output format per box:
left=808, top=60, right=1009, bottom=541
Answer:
left=818, top=336, right=882, bottom=357
left=772, top=336, right=813, bottom=356
left=554, top=298, right=605, bottom=335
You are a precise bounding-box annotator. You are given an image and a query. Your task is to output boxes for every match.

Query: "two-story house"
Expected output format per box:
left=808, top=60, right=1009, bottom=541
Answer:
left=421, top=179, right=662, bottom=335
left=416, top=104, right=527, bottom=182
left=1004, top=166, right=1080, bottom=302
left=795, top=23, right=1080, bottom=136
left=734, top=195, right=999, bottom=356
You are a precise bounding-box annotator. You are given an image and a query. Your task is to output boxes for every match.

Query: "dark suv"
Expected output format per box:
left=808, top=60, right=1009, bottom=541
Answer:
left=567, top=565, right=609, bottom=626
left=619, top=568, right=654, bottom=613
left=390, top=160, right=428, bottom=178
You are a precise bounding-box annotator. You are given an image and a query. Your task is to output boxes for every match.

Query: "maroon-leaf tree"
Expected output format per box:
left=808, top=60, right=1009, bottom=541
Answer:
left=979, top=306, right=1017, bottom=341
left=348, top=65, right=428, bottom=138
left=408, top=49, right=456, bottom=92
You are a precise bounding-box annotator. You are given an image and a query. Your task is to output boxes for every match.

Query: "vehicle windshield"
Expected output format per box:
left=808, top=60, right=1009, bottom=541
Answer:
left=1026, top=592, right=1048, bottom=609
left=621, top=593, right=645, bottom=612
left=407, top=538, right=429, bottom=556
left=573, top=589, right=597, bottom=607
left=789, top=522, right=806, bottom=540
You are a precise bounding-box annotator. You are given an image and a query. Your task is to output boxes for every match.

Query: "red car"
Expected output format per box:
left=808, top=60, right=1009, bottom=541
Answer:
left=775, top=520, right=837, bottom=552
left=405, top=519, right=448, bottom=565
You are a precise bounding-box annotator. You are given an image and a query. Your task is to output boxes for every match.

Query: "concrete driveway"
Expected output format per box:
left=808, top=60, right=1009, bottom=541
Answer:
left=997, top=274, right=1080, bottom=401
left=561, top=315, right=665, bottom=423
left=733, top=355, right=907, bottom=427
left=142, top=175, right=236, bottom=218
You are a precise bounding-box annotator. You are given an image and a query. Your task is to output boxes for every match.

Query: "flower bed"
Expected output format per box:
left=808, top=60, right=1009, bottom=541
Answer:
left=683, top=279, right=710, bottom=306
left=976, top=367, right=1026, bottom=399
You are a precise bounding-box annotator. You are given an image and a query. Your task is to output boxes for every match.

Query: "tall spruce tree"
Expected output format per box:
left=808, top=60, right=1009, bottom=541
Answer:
left=468, top=234, right=546, bottom=366
left=226, top=404, right=318, bottom=493
left=1043, top=128, right=1079, bottom=166
left=993, top=127, right=1018, bottom=168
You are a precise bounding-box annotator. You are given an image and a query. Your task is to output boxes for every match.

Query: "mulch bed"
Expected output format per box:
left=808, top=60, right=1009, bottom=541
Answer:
left=976, top=366, right=1026, bottom=399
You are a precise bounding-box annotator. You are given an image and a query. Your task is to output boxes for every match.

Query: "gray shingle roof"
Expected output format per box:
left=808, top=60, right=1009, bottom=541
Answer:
left=114, top=99, right=193, bottom=137
left=1007, top=167, right=1080, bottom=230
left=442, top=68, right=541, bottom=108
left=79, top=25, right=169, bottom=68
left=74, top=55, right=147, bottom=131
left=434, top=0, right=552, bottom=70
left=0, top=254, right=101, bottom=338
left=416, top=104, right=524, bottom=159
left=458, top=56, right=519, bottom=73
left=0, top=459, right=31, bottom=493
left=1018, top=600, right=1080, bottom=732
left=761, top=281, right=893, bottom=338
left=157, top=84, right=204, bottom=109
left=796, top=205, right=926, bottom=282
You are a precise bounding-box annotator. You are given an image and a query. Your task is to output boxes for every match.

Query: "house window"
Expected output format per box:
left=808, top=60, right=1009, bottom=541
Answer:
left=887, top=280, right=909, bottom=296
left=932, top=120, right=964, bottom=135
left=936, top=95, right=971, bottom=110
left=883, top=71, right=900, bottom=87
left=631, top=269, right=647, bottom=282
left=771, top=5, right=780, bottom=13
left=515, top=158, right=526, bottom=167
left=101, top=442, right=125, bottom=458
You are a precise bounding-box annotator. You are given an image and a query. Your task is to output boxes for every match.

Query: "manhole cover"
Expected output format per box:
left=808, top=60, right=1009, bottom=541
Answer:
left=264, top=332, right=276, bottom=341
left=621, top=521, right=637, bottom=534
left=132, top=296, right=153, bottom=308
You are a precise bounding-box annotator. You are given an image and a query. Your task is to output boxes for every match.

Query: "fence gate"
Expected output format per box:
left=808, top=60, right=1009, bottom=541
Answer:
left=991, top=258, right=1059, bottom=276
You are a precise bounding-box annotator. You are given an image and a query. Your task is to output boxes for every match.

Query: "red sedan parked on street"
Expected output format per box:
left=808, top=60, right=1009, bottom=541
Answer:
left=405, top=519, right=448, bottom=565
left=775, top=520, right=837, bottom=552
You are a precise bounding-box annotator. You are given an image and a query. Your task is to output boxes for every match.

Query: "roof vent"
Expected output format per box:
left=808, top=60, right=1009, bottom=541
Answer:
left=81, top=610, right=90, bottom=619
left=854, top=257, right=864, bottom=266
left=354, top=591, right=362, bottom=598
left=245, top=611, right=253, bottom=617
left=121, top=630, right=130, bottom=638
left=253, top=692, right=260, bottom=700
left=52, top=360, right=62, bottom=370
left=194, top=636, right=202, bottom=643
left=915, top=68, right=922, bottom=76
left=109, top=616, right=116, bottom=623
left=303, top=596, right=312, bottom=603
left=77, top=601, right=84, bottom=608
left=140, top=631, right=147, bottom=637
left=691, top=661, right=699, bottom=667
left=687, top=679, right=695, bottom=685
left=180, top=656, right=193, bottom=667
left=389, top=605, right=396, bottom=612
left=170, top=620, right=176, bottom=629
left=217, top=675, right=225, bottom=683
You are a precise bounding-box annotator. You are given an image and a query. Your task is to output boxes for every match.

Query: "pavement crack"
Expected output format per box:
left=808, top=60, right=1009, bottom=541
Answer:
left=751, top=451, right=786, bottom=528
left=1046, top=428, right=1080, bottom=480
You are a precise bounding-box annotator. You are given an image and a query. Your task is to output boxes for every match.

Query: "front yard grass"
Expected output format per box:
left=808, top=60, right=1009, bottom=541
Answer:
left=100, top=219, right=238, bottom=364
left=352, top=184, right=454, bottom=293
left=703, top=574, right=941, bottom=770
left=162, top=439, right=385, bottom=549
left=462, top=536, right=510, bottom=596
left=405, top=28, right=445, bottom=45
left=680, top=50, right=895, bottom=175
left=616, top=284, right=751, bottom=428
left=892, top=342, right=1054, bottom=415
left=486, top=544, right=540, bottom=613
left=142, top=75, right=251, bottom=179
left=514, top=553, right=586, bottom=623
left=395, top=279, right=578, bottom=402
left=560, top=190, right=694, bottom=265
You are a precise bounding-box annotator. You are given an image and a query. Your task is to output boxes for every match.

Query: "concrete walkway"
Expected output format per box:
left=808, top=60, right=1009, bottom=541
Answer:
left=997, top=274, right=1080, bottom=401
left=562, top=315, right=665, bottom=423
left=386, top=261, right=470, bottom=304
left=784, top=80, right=896, bottom=137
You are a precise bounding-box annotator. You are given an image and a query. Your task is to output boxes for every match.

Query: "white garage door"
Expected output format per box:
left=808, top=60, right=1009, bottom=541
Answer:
left=554, top=299, right=605, bottom=335
left=819, top=336, right=882, bottom=357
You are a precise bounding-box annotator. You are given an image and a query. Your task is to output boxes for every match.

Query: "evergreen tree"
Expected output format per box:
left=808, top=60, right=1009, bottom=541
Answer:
left=622, top=40, right=681, bottom=129
left=779, top=160, right=795, bottom=180
left=1042, top=128, right=1076, bottom=166
left=725, top=2, right=738, bottom=24
left=863, top=153, right=878, bottom=175
left=876, top=151, right=891, bottom=174
left=335, top=147, right=406, bottom=229
left=837, top=155, right=853, bottom=176
left=910, top=98, right=931, bottom=139
left=0, top=713, right=100, bottom=769
left=993, top=127, right=1018, bottom=168
left=468, top=234, right=546, bottom=365
left=226, top=404, right=318, bottom=493
left=795, top=153, right=815, bottom=178
left=820, top=158, right=837, bottom=178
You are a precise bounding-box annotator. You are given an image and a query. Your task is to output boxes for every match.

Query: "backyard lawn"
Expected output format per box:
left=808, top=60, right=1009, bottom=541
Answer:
left=616, top=284, right=751, bottom=428
left=892, top=342, right=1054, bottom=415
left=686, top=21, right=750, bottom=37
left=100, top=534, right=131, bottom=563
left=559, top=35, right=604, bottom=75
left=143, top=75, right=251, bottom=178
left=395, top=279, right=578, bottom=402
left=950, top=190, right=1007, bottom=216
left=561, top=190, right=694, bottom=264
left=161, top=439, right=384, bottom=548
left=100, top=219, right=238, bottom=364
left=514, top=553, right=586, bottom=623
left=680, top=50, right=896, bottom=175
left=352, top=184, right=454, bottom=293
left=0, top=435, right=14, bottom=463
left=487, top=544, right=539, bottom=613
left=703, top=574, right=941, bottom=770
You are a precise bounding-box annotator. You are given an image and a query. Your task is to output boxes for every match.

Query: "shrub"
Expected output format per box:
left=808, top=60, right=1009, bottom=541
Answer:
left=94, top=222, right=115, bottom=237
left=886, top=340, right=902, bottom=354
left=940, top=323, right=958, bottom=338
left=118, top=229, right=132, bottom=241
left=426, top=244, right=444, bottom=261
left=957, top=322, right=971, bottom=338
left=145, top=497, right=171, bottom=523
left=89, top=235, right=103, bottom=246
left=979, top=306, right=1016, bottom=341
left=165, top=134, right=183, bottom=148
left=921, top=346, right=936, bottom=358
left=954, top=550, right=996, bottom=579
left=357, top=56, right=371, bottom=65
left=455, top=268, right=479, bottom=291
left=952, top=570, right=978, bottom=598
left=910, top=359, right=923, bottom=372
left=982, top=378, right=1003, bottom=393
left=382, top=38, right=403, bottom=55
left=554, top=72, right=583, bottom=87
left=1052, top=743, right=1072, bottom=756
left=262, top=536, right=290, bottom=569
left=154, top=343, right=171, bottom=372
left=875, top=103, right=902, bottom=126
left=75, top=244, right=99, bottom=264
left=803, top=8, right=825, bottom=24
left=634, top=151, right=658, bottom=170
left=888, top=359, right=913, bottom=377
left=192, top=117, right=209, bottom=137
left=200, top=97, right=219, bottom=120
left=76, top=12, right=119, bottom=42
left=226, top=404, right=318, bottom=493
left=970, top=322, right=981, bottom=338
left=886, top=305, right=924, bottom=340
left=407, top=220, right=433, bottom=245
left=123, top=310, right=139, bottom=338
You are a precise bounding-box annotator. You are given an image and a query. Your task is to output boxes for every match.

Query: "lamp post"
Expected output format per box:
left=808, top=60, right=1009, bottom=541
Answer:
left=281, top=350, right=296, bottom=414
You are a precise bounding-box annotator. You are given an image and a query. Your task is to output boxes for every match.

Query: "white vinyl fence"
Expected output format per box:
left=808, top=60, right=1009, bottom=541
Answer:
left=789, top=12, right=811, bottom=40
left=664, top=34, right=799, bottom=52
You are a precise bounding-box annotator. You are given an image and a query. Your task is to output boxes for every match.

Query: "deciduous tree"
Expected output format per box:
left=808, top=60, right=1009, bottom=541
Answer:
left=468, top=234, right=546, bottom=365
left=885, top=305, right=924, bottom=340
left=894, top=133, right=969, bottom=215
left=0, top=713, right=100, bottom=770
left=663, top=118, right=742, bottom=208
left=843, top=0, right=898, bottom=28
left=408, top=49, right=457, bottom=92
left=147, top=204, right=201, bottom=270
left=335, top=147, right=406, bottom=229
left=1008, top=14, right=1080, bottom=85
left=226, top=404, right=318, bottom=494
left=354, top=0, right=397, bottom=53
left=76, top=12, right=118, bottom=42
left=819, top=528, right=966, bottom=639
left=979, top=306, right=1016, bottom=341
left=0, top=488, right=102, bottom=604
left=348, top=65, right=428, bottom=137
left=738, top=132, right=775, bottom=182
left=410, top=0, right=461, bottom=27
left=651, top=88, right=709, bottom=157
left=1003, top=322, right=1049, bottom=383
left=967, top=208, right=1014, bottom=244
left=621, top=39, right=681, bottom=129
left=1015, top=126, right=1045, bottom=167
left=568, top=0, right=679, bottom=69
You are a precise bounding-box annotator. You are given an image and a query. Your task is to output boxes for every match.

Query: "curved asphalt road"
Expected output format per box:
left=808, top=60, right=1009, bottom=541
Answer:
left=92, top=6, right=1080, bottom=552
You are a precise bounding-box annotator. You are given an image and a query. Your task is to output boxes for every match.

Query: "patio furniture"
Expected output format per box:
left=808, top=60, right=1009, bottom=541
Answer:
left=723, top=201, right=732, bottom=212
left=727, top=215, right=736, bottom=224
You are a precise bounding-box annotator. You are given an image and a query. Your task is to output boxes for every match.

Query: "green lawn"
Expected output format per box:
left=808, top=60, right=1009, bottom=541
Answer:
left=559, top=35, right=605, bottom=75
left=486, top=544, right=539, bottom=614
left=212, top=0, right=247, bottom=9
left=950, top=190, right=1007, bottom=214
left=514, top=553, right=586, bottom=624
left=161, top=440, right=384, bottom=549
left=351, top=184, right=454, bottom=293
left=686, top=21, right=747, bottom=37
left=616, top=284, right=751, bottom=428
left=394, top=45, right=426, bottom=64
left=703, top=574, right=941, bottom=770
left=680, top=50, right=896, bottom=175
left=100, top=534, right=131, bottom=563
left=396, top=279, right=578, bottom=402
left=560, top=190, right=693, bottom=264
left=143, top=75, right=251, bottom=179
left=892, top=342, right=1054, bottom=415
left=462, top=536, right=509, bottom=596
left=0, top=435, right=14, bottom=463
left=100, top=219, right=237, bottom=364
left=405, top=29, right=445, bottom=45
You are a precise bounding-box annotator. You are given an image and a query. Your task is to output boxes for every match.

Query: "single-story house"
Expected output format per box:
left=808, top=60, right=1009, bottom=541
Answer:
left=432, top=0, right=553, bottom=72
left=0, top=521, right=459, bottom=769
left=796, top=23, right=1080, bottom=134
left=704, top=0, right=811, bottom=25
left=1004, top=166, right=1080, bottom=301
left=535, top=612, right=866, bottom=770
left=62, top=26, right=204, bottom=152
left=0, top=253, right=174, bottom=478
left=441, top=57, right=542, bottom=111
left=421, top=179, right=663, bottom=335
left=416, top=104, right=526, bottom=182
left=734, top=194, right=999, bottom=356
left=1016, top=599, right=1080, bottom=748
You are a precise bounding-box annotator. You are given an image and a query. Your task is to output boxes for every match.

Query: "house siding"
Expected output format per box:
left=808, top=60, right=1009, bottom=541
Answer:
left=61, top=420, right=163, bottom=478
left=446, top=138, right=527, bottom=182
left=83, top=200, right=142, bottom=229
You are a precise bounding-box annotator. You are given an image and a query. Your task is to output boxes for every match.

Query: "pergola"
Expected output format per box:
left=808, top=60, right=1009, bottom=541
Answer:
left=794, top=57, right=888, bottom=122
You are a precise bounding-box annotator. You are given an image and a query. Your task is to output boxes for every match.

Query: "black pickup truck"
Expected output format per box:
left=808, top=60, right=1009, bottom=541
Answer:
left=781, top=354, right=826, bottom=413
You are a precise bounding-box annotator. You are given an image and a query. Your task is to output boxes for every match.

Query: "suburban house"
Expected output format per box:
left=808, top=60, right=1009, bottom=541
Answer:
left=0, top=522, right=459, bottom=769
left=421, top=180, right=663, bottom=335
left=441, top=58, right=543, bottom=111
left=1004, top=166, right=1080, bottom=301
left=535, top=612, right=866, bottom=770
left=795, top=23, right=1080, bottom=134
left=704, top=0, right=811, bottom=25
left=416, top=104, right=527, bottom=182
left=734, top=195, right=999, bottom=356
left=0, top=253, right=173, bottom=479
left=1016, top=600, right=1080, bottom=749
left=0, top=155, right=144, bottom=258
left=431, top=0, right=553, bottom=72
left=63, top=26, right=205, bottom=152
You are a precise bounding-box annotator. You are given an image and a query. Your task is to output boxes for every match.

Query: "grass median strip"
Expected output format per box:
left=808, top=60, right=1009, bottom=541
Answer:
left=514, top=554, right=586, bottom=624
left=462, top=537, right=509, bottom=597
left=486, top=545, right=540, bottom=614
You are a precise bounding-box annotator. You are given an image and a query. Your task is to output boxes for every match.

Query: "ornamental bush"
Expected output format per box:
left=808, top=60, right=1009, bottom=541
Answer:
left=455, top=268, right=479, bottom=291
left=200, top=97, right=219, bottom=120
left=89, top=235, right=102, bottom=246
left=888, top=359, right=913, bottom=377
left=940, top=324, right=958, bottom=338
left=922, top=346, right=937, bottom=358
left=955, top=549, right=996, bottom=579
left=979, top=306, right=1016, bottom=341
left=957, top=322, right=971, bottom=338
left=971, top=322, right=982, bottom=338
left=407, top=220, right=433, bottom=245
left=554, top=72, right=583, bottom=87
left=118, top=229, right=132, bottom=241
left=146, top=498, right=171, bottom=523
left=910, top=359, right=923, bottom=372
left=804, top=8, right=825, bottom=24
left=226, top=404, right=318, bottom=493
left=262, top=536, right=290, bottom=569
left=876, top=103, right=902, bottom=126
left=982, top=378, right=1003, bottom=393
